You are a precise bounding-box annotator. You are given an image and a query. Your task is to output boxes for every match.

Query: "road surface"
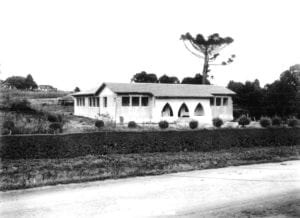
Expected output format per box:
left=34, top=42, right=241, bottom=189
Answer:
left=1, top=160, right=300, bottom=217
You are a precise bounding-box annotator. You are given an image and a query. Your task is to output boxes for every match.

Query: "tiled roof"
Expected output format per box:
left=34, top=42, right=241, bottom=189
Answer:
left=73, top=82, right=235, bottom=97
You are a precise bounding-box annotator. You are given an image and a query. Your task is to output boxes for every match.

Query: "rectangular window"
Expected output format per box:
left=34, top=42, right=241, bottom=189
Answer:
left=96, top=97, right=100, bottom=107
left=104, top=97, right=107, bottom=107
left=210, top=98, right=214, bottom=106
left=141, top=97, right=149, bottom=106
left=122, top=96, right=130, bottom=106
left=216, top=97, right=221, bottom=106
left=223, top=97, right=228, bottom=106
left=89, top=97, right=92, bottom=107
left=132, top=97, right=140, bottom=106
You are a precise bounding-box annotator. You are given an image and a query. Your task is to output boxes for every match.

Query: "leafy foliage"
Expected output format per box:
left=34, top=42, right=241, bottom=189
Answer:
left=95, top=120, right=104, bottom=128
left=238, top=115, right=250, bottom=127
left=4, top=74, right=38, bottom=90
left=131, top=71, right=158, bottom=83
left=180, top=33, right=234, bottom=84
left=128, top=121, right=137, bottom=128
left=49, top=122, right=63, bottom=133
left=189, top=120, right=198, bottom=129
left=158, top=74, right=180, bottom=84
left=259, top=117, right=271, bottom=128
left=212, top=118, right=223, bottom=128
left=181, top=73, right=210, bottom=85
left=287, top=118, right=298, bottom=127
left=228, top=68, right=300, bottom=119
left=74, top=87, right=80, bottom=92
left=159, top=120, right=169, bottom=129
left=1, top=128, right=299, bottom=159
left=272, top=116, right=282, bottom=126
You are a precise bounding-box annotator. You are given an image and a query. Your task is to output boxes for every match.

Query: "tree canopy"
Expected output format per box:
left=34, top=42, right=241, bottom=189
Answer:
left=74, top=87, right=81, bottom=92
left=131, top=71, right=158, bottom=83
left=181, top=73, right=210, bottom=85
left=227, top=66, right=300, bottom=119
left=158, top=74, right=180, bottom=84
left=4, top=74, right=38, bottom=90
left=180, top=33, right=234, bottom=84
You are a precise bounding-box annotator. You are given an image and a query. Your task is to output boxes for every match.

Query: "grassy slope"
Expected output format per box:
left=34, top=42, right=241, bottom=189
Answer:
left=1, top=145, right=299, bottom=191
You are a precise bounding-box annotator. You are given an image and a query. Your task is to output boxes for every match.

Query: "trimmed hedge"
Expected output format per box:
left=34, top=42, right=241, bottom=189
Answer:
left=0, top=128, right=299, bottom=159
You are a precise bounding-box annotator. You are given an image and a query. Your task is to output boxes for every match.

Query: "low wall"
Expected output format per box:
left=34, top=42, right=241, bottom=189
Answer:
left=0, top=128, right=299, bottom=159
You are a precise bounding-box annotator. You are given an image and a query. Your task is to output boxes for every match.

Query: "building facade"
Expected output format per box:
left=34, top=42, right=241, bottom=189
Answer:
left=72, top=82, right=235, bottom=124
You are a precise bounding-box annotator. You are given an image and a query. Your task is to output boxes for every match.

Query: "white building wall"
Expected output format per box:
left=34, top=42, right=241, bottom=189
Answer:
left=74, top=96, right=100, bottom=119
left=153, top=98, right=213, bottom=124
left=99, top=87, right=117, bottom=121
left=211, top=96, right=234, bottom=121
left=114, top=95, right=153, bottom=123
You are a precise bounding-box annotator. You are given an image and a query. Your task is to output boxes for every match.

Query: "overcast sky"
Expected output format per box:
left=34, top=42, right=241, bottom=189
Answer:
left=0, top=0, right=299, bottom=91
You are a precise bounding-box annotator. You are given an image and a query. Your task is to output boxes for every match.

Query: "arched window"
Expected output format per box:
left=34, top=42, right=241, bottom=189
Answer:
left=161, top=103, right=173, bottom=117
left=194, top=103, right=205, bottom=116
left=178, top=103, right=189, bottom=117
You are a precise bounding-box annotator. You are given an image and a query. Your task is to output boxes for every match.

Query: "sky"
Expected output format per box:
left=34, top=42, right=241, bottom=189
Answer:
left=0, top=0, right=299, bottom=91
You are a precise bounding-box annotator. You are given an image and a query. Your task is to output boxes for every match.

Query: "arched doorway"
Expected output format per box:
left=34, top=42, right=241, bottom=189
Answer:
left=161, top=103, right=173, bottom=117
left=194, top=103, right=205, bottom=116
left=178, top=103, right=189, bottom=117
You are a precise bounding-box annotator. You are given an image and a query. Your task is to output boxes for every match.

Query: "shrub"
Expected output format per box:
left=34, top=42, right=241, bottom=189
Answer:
left=47, top=114, right=59, bottom=122
left=47, top=114, right=63, bottom=123
left=212, top=118, right=223, bottom=128
left=2, top=120, right=15, bottom=130
left=259, top=117, right=271, bottom=128
left=1, top=128, right=299, bottom=159
left=238, top=115, right=251, bottom=127
left=272, top=116, right=282, bottom=126
left=159, top=120, right=169, bottom=129
left=9, top=99, right=33, bottom=112
left=189, top=120, right=198, bottom=129
left=128, top=121, right=137, bottom=128
left=287, top=118, right=298, bottom=127
left=95, top=120, right=104, bottom=128
left=49, top=122, right=63, bottom=133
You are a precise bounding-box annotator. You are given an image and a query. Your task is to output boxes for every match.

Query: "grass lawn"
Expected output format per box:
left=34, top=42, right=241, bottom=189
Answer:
left=1, top=145, right=299, bottom=191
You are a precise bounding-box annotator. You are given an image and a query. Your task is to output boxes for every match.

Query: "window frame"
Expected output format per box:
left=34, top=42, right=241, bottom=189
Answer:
left=122, top=96, right=130, bottom=106
left=216, top=97, right=222, bottom=106
left=131, top=96, right=140, bottom=107
left=141, top=97, right=149, bottom=106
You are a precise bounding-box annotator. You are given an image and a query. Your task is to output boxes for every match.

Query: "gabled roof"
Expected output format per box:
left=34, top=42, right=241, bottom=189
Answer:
left=73, top=82, right=235, bottom=97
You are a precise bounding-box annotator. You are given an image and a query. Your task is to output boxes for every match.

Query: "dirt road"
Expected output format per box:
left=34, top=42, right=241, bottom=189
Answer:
left=0, top=161, right=299, bottom=217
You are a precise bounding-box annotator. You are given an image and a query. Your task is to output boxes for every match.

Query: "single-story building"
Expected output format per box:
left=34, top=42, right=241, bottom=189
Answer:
left=72, top=82, right=235, bottom=124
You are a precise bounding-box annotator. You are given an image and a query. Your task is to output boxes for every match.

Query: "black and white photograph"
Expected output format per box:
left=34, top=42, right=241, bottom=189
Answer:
left=0, top=0, right=299, bottom=217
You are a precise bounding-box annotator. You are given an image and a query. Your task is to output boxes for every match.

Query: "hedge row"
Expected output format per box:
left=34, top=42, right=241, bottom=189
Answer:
left=0, top=128, right=299, bottom=159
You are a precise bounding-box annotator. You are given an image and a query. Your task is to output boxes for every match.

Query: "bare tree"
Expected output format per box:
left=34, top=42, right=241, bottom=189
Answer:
left=180, top=33, right=235, bottom=84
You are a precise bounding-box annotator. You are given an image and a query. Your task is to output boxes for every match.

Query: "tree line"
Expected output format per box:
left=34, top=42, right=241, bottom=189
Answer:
left=131, top=71, right=210, bottom=84
left=2, top=74, right=38, bottom=90
left=227, top=65, right=300, bottom=119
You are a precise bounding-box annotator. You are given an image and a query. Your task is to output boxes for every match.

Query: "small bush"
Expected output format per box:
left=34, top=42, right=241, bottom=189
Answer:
left=9, top=99, right=33, bottom=112
left=189, top=120, right=198, bottom=129
left=47, top=114, right=63, bottom=123
left=238, top=115, right=251, bottom=127
left=128, top=121, right=137, bottom=128
left=49, top=122, right=63, bottom=133
left=259, top=117, right=271, bottom=128
left=47, top=114, right=59, bottom=122
left=212, top=118, right=223, bottom=128
left=95, top=120, right=104, bottom=128
left=3, top=120, right=15, bottom=130
left=272, top=116, right=282, bottom=126
left=159, top=120, right=169, bottom=129
left=287, top=118, right=298, bottom=127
